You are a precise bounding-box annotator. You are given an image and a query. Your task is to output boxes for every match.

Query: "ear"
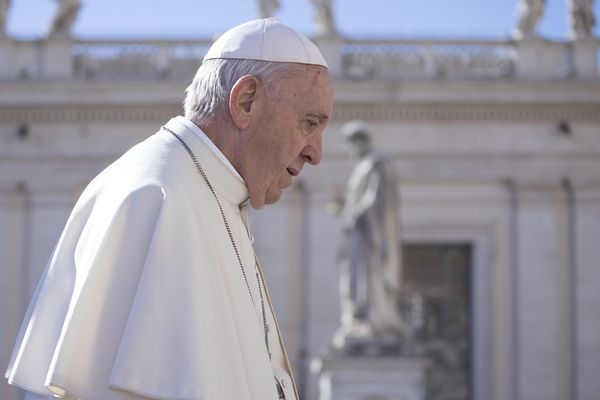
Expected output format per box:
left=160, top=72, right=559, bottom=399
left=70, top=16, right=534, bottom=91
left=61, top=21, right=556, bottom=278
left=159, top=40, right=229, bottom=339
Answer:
left=229, top=75, right=263, bottom=130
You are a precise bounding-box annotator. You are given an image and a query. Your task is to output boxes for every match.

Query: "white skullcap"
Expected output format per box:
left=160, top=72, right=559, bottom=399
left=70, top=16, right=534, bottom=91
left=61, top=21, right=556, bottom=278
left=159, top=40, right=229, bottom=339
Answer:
left=203, top=18, right=328, bottom=68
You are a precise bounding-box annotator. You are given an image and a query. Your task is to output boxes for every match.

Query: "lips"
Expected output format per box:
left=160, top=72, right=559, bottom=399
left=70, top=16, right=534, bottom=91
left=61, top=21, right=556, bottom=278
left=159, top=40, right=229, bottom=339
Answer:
left=287, top=167, right=299, bottom=177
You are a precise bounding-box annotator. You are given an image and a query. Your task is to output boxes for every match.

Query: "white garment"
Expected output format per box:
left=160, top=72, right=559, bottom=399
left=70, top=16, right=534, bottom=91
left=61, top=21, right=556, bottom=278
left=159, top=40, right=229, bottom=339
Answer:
left=5, top=117, right=297, bottom=400
left=175, top=116, right=244, bottom=182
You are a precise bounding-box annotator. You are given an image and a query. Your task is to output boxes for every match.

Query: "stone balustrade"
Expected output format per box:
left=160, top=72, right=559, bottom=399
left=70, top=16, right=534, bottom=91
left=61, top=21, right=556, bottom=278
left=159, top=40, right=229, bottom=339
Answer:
left=341, top=38, right=517, bottom=80
left=0, top=35, right=598, bottom=81
left=72, top=39, right=212, bottom=80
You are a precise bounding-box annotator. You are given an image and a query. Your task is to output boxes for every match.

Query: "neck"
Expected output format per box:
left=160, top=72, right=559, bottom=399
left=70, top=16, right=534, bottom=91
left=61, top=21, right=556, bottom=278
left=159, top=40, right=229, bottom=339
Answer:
left=192, top=117, right=240, bottom=173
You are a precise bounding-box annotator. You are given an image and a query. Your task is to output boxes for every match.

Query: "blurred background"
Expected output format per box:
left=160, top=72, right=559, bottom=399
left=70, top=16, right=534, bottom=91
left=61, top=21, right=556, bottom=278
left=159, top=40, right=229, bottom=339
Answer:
left=1, top=1, right=599, bottom=400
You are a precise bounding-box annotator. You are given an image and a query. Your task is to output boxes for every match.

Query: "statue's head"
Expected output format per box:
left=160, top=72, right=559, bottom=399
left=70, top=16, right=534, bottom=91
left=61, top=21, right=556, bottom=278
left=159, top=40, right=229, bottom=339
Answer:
left=341, top=120, right=372, bottom=159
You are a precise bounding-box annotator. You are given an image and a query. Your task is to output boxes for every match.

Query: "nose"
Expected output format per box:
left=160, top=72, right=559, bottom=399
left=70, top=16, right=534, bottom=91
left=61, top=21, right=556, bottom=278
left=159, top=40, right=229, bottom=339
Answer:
left=300, top=134, right=323, bottom=165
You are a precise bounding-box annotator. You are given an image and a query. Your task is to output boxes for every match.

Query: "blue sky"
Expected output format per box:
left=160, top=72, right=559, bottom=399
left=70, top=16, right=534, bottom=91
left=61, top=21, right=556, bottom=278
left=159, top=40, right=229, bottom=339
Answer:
left=6, top=0, right=600, bottom=40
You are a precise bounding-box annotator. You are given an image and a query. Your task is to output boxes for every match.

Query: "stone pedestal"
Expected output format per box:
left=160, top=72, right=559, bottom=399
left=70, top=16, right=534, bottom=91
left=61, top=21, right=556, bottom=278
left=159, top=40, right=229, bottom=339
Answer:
left=0, top=36, right=12, bottom=79
left=516, top=36, right=552, bottom=79
left=312, top=352, right=429, bottom=400
left=41, top=37, right=73, bottom=79
left=515, top=37, right=544, bottom=79
left=514, top=37, right=571, bottom=79
left=571, top=38, right=598, bottom=79
left=314, top=35, right=343, bottom=79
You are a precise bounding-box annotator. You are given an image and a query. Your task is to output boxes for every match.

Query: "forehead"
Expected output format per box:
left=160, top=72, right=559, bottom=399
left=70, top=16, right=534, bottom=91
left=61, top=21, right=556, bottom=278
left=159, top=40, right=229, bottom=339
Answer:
left=283, top=66, right=333, bottom=115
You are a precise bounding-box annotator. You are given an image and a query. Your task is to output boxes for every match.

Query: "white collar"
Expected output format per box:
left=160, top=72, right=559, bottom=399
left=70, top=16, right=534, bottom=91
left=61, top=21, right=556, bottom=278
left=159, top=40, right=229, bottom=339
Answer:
left=175, top=116, right=244, bottom=183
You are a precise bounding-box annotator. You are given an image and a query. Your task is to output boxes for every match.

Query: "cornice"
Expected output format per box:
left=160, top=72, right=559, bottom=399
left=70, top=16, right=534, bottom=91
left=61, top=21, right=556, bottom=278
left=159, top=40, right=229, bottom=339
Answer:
left=0, top=105, right=182, bottom=122
left=2, top=103, right=598, bottom=123
left=333, top=103, right=600, bottom=121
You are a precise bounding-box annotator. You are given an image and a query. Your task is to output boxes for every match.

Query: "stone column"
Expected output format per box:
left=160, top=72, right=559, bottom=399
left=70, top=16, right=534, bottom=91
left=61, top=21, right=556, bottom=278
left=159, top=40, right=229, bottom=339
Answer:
left=307, top=189, right=344, bottom=400
left=571, top=183, right=600, bottom=400
left=24, top=189, right=73, bottom=299
left=0, top=183, right=73, bottom=400
left=0, top=184, right=29, bottom=400
left=512, top=181, right=572, bottom=400
left=254, top=182, right=310, bottom=395
left=283, top=180, right=310, bottom=394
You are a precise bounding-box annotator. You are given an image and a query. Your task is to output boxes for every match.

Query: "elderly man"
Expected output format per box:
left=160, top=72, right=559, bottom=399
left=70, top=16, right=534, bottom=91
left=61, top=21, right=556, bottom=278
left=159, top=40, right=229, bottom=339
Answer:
left=5, top=19, right=333, bottom=400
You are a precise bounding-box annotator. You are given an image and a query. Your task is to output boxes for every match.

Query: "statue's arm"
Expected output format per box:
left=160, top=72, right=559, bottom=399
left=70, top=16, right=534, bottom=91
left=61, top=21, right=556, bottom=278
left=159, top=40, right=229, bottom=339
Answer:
left=342, top=169, right=381, bottom=230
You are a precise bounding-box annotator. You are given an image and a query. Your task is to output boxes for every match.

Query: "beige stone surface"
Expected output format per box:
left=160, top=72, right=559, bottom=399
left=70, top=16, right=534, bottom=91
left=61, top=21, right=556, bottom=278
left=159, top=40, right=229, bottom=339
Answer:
left=1, top=32, right=599, bottom=400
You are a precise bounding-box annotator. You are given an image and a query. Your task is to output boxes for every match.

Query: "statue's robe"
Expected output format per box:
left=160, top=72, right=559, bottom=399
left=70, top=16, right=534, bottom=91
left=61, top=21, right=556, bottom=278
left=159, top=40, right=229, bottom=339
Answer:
left=340, top=150, right=403, bottom=336
left=5, top=117, right=297, bottom=400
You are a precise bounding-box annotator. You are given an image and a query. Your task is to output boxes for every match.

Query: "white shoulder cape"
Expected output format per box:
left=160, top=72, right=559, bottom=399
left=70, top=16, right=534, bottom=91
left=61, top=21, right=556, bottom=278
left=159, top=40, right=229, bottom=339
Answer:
left=5, top=118, right=280, bottom=400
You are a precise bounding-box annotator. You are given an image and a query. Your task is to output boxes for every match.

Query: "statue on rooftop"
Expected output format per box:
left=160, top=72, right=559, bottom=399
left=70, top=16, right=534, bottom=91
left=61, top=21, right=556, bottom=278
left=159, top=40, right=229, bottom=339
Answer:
left=332, top=120, right=405, bottom=352
left=0, top=0, right=10, bottom=36
left=311, top=0, right=336, bottom=36
left=567, top=0, right=597, bottom=39
left=257, top=0, right=279, bottom=18
left=514, top=0, right=545, bottom=38
left=49, top=0, right=81, bottom=38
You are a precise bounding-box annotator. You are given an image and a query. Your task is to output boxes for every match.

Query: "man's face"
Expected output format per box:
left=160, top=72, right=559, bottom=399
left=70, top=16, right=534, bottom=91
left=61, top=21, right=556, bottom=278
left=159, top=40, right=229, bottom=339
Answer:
left=240, top=66, right=333, bottom=209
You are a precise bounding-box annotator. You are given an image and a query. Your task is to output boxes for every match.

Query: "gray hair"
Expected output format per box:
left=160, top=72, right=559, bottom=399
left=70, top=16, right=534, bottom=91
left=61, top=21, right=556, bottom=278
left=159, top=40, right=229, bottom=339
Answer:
left=184, top=58, right=304, bottom=125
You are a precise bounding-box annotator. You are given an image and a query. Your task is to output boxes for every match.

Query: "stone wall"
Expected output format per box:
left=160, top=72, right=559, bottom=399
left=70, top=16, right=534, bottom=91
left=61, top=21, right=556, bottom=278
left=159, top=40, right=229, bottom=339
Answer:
left=1, top=36, right=600, bottom=400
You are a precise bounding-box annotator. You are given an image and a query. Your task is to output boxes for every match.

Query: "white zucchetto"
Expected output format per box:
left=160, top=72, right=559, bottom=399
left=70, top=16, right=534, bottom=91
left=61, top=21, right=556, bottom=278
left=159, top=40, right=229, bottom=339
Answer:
left=203, top=18, right=328, bottom=68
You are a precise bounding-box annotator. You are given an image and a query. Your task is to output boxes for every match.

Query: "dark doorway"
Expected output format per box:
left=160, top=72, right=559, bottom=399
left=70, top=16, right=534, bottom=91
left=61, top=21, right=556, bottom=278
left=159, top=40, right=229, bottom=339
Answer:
left=402, top=243, right=472, bottom=400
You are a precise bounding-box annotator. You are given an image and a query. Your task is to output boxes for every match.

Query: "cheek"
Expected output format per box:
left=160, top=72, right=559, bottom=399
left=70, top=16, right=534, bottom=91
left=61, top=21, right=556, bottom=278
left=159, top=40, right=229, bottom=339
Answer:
left=249, top=153, right=286, bottom=198
left=264, top=164, right=292, bottom=199
left=263, top=140, right=295, bottom=175
left=251, top=122, right=301, bottom=186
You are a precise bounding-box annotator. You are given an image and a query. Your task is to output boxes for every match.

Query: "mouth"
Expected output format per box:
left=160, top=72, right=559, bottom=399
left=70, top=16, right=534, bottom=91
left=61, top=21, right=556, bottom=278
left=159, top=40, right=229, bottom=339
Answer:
left=287, top=167, right=299, bottom=177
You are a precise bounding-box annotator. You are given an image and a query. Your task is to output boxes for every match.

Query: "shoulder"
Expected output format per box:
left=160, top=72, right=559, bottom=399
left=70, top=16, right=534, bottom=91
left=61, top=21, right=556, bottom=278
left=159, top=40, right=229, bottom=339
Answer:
left=79, top=134, right=190, bottom=209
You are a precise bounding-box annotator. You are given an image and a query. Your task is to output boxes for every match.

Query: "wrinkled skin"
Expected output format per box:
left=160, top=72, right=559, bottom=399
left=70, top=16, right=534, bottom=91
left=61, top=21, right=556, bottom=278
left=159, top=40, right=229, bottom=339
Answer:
left=234, top=65, right=334, bottom=209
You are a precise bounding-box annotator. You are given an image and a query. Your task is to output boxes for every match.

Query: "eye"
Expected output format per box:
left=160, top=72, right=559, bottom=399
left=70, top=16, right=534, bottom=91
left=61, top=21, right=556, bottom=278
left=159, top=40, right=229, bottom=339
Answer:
left=304, top=119, right=319, bottom=132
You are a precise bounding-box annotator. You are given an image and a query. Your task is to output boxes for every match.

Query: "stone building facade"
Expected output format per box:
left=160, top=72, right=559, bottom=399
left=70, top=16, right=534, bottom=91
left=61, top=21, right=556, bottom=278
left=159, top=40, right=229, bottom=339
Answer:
left=1, top=3, right=599, bottom=400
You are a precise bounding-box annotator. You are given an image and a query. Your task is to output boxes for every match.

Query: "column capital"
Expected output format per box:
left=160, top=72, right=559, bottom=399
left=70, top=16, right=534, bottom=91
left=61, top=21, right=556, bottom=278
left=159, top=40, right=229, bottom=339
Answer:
left=507, top=178, right=568, bottom=206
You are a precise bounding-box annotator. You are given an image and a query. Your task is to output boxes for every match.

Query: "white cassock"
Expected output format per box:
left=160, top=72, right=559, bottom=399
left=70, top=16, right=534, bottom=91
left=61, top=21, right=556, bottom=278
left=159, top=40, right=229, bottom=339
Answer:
left=5, top=117, right=298, bottom=400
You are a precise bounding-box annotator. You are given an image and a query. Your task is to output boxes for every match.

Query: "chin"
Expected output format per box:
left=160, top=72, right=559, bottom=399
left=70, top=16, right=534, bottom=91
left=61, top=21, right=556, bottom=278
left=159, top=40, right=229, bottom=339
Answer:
left=249, top=197, right=266, bottom=210
left=250, top=183, right=284, bottom=209
left=264, top=188, right=283, bottom=206
left=248, top=192, right=279, bottom=210
left=265, top=193, right=282, bottom=205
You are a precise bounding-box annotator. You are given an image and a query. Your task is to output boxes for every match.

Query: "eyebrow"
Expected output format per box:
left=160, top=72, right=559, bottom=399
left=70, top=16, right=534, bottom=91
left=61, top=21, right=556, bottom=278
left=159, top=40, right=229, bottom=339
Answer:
left=307, top=112, right=329, bottom=122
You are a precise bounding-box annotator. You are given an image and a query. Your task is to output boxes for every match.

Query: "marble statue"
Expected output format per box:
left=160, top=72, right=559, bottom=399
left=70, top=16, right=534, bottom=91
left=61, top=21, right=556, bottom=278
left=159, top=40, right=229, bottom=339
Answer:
left=514, top=0, right=545, bottom=38
left=49, top=0, right=81, bottom=37
left=333, top=120, right=404, bottom=351
left=311, top=0, right=336, bottom=36
left=0, top=0, right=10, bottom=35
left=257, top=0, right=279, bottom=18
left=567, top=0, right=597, bottom=39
